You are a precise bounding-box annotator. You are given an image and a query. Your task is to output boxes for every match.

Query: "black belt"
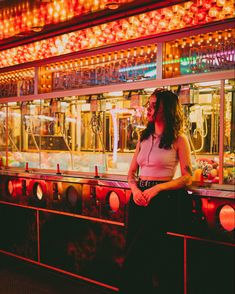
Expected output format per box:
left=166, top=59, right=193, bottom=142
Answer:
left=138, top=179, right=166, bottom=188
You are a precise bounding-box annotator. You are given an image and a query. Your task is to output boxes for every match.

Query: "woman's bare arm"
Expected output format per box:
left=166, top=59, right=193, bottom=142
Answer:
left=127, top=141, right=147, bottom=206
left=127, top=140, right=140, bottom=193
left=143, top=134, right=192, bottom=202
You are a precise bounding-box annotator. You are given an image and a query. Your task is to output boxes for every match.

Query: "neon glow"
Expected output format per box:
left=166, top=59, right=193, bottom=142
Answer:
left=118, top=62, right=156, bottom=72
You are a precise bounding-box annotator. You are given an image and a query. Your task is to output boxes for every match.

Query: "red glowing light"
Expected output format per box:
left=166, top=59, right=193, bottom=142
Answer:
left=108, top=191, right=120, bottom=212
left=0, top=0, right=234, bottom=68
left=219, top=205, right=235, bottom=232
left=66, top=186, right=78, bottom=207
left=7, top=180, right=14, bottom=196
left=35, top=183, right=44, bottom=200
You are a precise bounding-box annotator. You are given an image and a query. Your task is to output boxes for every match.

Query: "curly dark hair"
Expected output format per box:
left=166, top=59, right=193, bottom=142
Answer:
left=140, top=89, right=184, bottom=149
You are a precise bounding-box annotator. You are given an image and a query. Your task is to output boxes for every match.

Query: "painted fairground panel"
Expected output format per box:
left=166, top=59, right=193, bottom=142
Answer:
left=163, top=28, right=235, bottom=78
left=39, top=212, right=125, bottom=287
left=0, top=204, right=37, bottom=260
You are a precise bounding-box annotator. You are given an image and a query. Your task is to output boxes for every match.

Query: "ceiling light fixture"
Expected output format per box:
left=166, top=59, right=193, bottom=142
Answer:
left=31, top=26, right=44, bottom=33
left=37, top=0, right=53, bottom=2
left=104, top=0, right=120, bottom=10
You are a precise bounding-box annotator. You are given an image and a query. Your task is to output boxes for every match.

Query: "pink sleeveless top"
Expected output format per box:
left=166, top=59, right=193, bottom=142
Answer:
left=137, top=135, right=178, bottom=178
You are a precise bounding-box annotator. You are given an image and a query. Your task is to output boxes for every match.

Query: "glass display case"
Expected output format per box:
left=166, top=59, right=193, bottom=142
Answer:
left=39, top=44, right=157, bottom=93
left=176, top=79, right=235, bottom=185
left=0, top=79, right=234, bottom=185
left=0, top=21, right=234, bottom=186
left=0, top=90, right=148, bottom=173
left=0, top=2, right=234, bottom=292
left=0, top=68, right=34, bottom=98
left=223, top=79, right=235, bottom=184
left=163, top=28, right=235, bottom=78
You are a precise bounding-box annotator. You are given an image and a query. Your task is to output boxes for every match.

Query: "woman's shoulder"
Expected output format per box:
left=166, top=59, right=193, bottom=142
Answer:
left=174, top=133, right=189, bottom=148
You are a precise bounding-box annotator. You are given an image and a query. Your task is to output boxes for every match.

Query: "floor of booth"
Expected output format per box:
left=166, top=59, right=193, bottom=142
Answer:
left=0, top=253, right=115, bottom=294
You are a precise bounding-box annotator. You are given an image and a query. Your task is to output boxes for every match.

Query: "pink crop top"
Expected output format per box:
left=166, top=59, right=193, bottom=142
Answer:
left=137, top=135, right=178, bottom=178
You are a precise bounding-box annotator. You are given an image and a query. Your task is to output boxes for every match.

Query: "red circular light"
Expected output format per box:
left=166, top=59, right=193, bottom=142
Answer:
left=35, top=183, right=43, bottom=200
left=219, top=205, right=235, bottom=232
left=7, top=180, right=14, bottom=195
left=66, top=186, right=78, bottom=207
left=109, top=191, right=120, bottom=212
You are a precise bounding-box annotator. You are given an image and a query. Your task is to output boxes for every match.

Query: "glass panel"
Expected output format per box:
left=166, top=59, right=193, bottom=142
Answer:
left=173, top=81, right=221, bottom=184
left=0, top=91, right=148, bottom=174
left=39, top=98, right=75, bottom=170
left=0, top=68, right=34, bottom=98
left=224, top=79, right=235, bottom=184
left=19, top=100, right=41, bottom=169
left=39, top=45, right=157, bottom=93
left=1, top=82, right=232, bottom=183
left=163, top=28, right=235, bottom=78
left=7, top=102, right=24, bottom=167
left=0, top=104, right=7, bottom=166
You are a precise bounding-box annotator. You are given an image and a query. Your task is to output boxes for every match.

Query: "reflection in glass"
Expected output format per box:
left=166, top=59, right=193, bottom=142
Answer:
left=223, top=79, right=235, bottom=184
left=163, top=29, right=235, bottom=78
left=39, top=45, right=157, bottom=93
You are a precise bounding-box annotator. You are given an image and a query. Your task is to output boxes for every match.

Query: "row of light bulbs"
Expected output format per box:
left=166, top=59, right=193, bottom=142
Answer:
left=0, top=69, right=34, bottom=83
left=170, top=29, right=234, bottom=49
left=42, top=45, right=157, bottom=72
left=0, top=0, right=234, bottom=68
left=1, top=25, right=234, bottom=83
left=0, top=0, right=132, bottom=40
left=0, top=44, right=157, bottom=83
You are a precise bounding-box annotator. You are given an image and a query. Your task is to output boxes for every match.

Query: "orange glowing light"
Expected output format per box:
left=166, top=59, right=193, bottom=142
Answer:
left=219, top=205, right=235, bottom=232
left=108, top=191, right=120, bottom=212
left=0, top=0, right=234, bottom=68
left=0, top=0, right=134, bottom=41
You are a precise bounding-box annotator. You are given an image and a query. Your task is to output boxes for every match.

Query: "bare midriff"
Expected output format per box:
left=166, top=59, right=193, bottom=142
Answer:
left=139, top=176, right=172, bottom=181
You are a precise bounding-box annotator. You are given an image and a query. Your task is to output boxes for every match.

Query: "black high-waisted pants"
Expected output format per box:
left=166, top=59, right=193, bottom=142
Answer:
left=119, top=185, right=191, bottom=294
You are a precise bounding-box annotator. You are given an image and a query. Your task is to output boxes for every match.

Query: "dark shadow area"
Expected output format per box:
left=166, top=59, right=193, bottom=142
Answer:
left=0, top=253, right=115, bottom=294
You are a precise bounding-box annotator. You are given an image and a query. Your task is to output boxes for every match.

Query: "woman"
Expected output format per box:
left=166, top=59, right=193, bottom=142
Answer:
left=119, top=89, right=192, bottom=294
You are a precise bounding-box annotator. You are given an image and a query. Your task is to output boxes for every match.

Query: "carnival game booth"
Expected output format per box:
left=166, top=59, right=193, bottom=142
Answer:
left=0, top=0, right=234, bottom=293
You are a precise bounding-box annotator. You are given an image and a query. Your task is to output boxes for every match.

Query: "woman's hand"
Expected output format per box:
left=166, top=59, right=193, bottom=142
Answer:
left=142, top=185, right=161, bottom=205
left=132, top=188, right=147, bottom=206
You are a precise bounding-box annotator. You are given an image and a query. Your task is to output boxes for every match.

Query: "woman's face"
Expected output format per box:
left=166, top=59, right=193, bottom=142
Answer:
left=146, top=95, right=164, bottom=123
